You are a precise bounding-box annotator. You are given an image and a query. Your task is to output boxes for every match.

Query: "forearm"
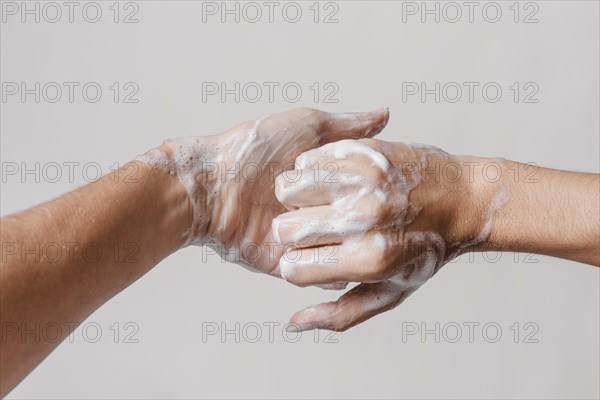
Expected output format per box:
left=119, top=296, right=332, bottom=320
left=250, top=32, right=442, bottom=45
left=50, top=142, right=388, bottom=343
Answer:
left=0, top=161, right=190, bottom=396
left=472, top=159, right=599, bottom=266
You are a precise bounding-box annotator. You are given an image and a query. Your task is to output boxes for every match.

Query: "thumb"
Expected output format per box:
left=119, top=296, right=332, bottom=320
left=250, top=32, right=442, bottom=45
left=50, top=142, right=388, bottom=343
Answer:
left=318, top=107, right=390, bottom=144
left=288, top=281, right=407, bottom=332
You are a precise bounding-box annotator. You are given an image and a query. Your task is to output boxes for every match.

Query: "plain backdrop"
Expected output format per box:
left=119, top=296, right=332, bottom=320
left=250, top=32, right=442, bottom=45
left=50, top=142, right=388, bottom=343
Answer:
left=1, top=1, right=599, bottom=399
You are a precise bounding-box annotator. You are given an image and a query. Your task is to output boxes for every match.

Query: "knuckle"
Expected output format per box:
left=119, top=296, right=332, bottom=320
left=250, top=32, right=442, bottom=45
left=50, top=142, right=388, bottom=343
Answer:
left=274, top=174, right=291, bottom=200
left=295, top=150, right=318, bottom=170
left=359, top=201, right=384, bottom=223
left=356, top=250, right=389, bottom=282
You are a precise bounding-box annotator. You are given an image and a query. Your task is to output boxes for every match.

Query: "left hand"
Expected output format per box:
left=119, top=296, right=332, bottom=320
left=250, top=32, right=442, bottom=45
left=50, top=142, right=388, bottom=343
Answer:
left=138, top=107, right=390, bottom=275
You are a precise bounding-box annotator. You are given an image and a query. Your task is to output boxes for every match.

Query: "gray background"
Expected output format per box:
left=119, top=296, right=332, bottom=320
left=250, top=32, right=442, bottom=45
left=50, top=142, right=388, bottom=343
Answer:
left=1, top=0, right=599, bottom=398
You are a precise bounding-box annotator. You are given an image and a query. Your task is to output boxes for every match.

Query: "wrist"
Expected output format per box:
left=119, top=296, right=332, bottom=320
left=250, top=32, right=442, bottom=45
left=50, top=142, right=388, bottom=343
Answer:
left=457, top=156, right=512, bottom=254
left=420, top=153, right=511, bottom=258
left=136, top=136, right=219, bottom=247
left=131, top=160, right=192, bottom=253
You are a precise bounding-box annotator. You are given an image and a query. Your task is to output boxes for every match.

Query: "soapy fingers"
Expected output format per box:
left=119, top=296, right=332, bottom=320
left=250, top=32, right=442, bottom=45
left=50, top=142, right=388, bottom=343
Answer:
left=273, top=138, right=461, bottom=331
left=278, top=234, right=393, bottom=286
left=284, top=231, right=446, bottom=331
left=275, top=169, right=365, bottom=210
left=272, top=204, right=379, bottom=248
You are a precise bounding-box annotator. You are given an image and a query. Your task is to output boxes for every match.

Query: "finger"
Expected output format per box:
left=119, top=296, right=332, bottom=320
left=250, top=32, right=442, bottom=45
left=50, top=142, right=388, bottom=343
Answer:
left=279, top=235, right=387, bottom=287
left=275, top=169, right=364, bottom=209
left=272, top=206, right=373, bottom=248
left=296, top=139, right=390, bottom=173
left=288, top=281, right=410, bottom=332
left=318, top=107, right=390, bottom=143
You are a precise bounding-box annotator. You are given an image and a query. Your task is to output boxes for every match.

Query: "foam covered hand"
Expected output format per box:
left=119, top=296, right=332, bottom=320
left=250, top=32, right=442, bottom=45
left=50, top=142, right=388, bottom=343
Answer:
left=274, top=139, right=509, bottom=331
left=137, top=108, right=389, bottom=274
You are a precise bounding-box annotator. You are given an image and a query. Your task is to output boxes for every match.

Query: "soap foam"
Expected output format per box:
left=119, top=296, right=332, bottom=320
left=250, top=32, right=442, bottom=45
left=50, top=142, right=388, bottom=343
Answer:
left=279, top=140, right=511, bottom=318
left=297, top=139, right=390, bottom=172
left=136, top=116, right=271, bottom=248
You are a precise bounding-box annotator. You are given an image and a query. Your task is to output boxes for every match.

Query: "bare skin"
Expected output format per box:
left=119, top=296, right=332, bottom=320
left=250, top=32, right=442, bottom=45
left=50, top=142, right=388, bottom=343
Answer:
left=275, top=139, right=599, bottom=332
left=1, top=108, right=598, bottom=396
left=0, top=165, right=189, bottom=397
left=0, top=108, right=388, bottom=397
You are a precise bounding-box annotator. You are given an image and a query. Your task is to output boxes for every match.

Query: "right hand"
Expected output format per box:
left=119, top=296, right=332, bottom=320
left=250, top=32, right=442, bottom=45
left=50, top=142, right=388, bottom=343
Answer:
left=273, top=138, right=510, bottom=331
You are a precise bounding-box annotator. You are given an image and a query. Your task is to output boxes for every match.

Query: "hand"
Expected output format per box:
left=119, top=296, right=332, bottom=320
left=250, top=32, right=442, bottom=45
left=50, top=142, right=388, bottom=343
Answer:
left=273, top=138, right=510, bottom=331
left=137, top=108, right=390, bottom=275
